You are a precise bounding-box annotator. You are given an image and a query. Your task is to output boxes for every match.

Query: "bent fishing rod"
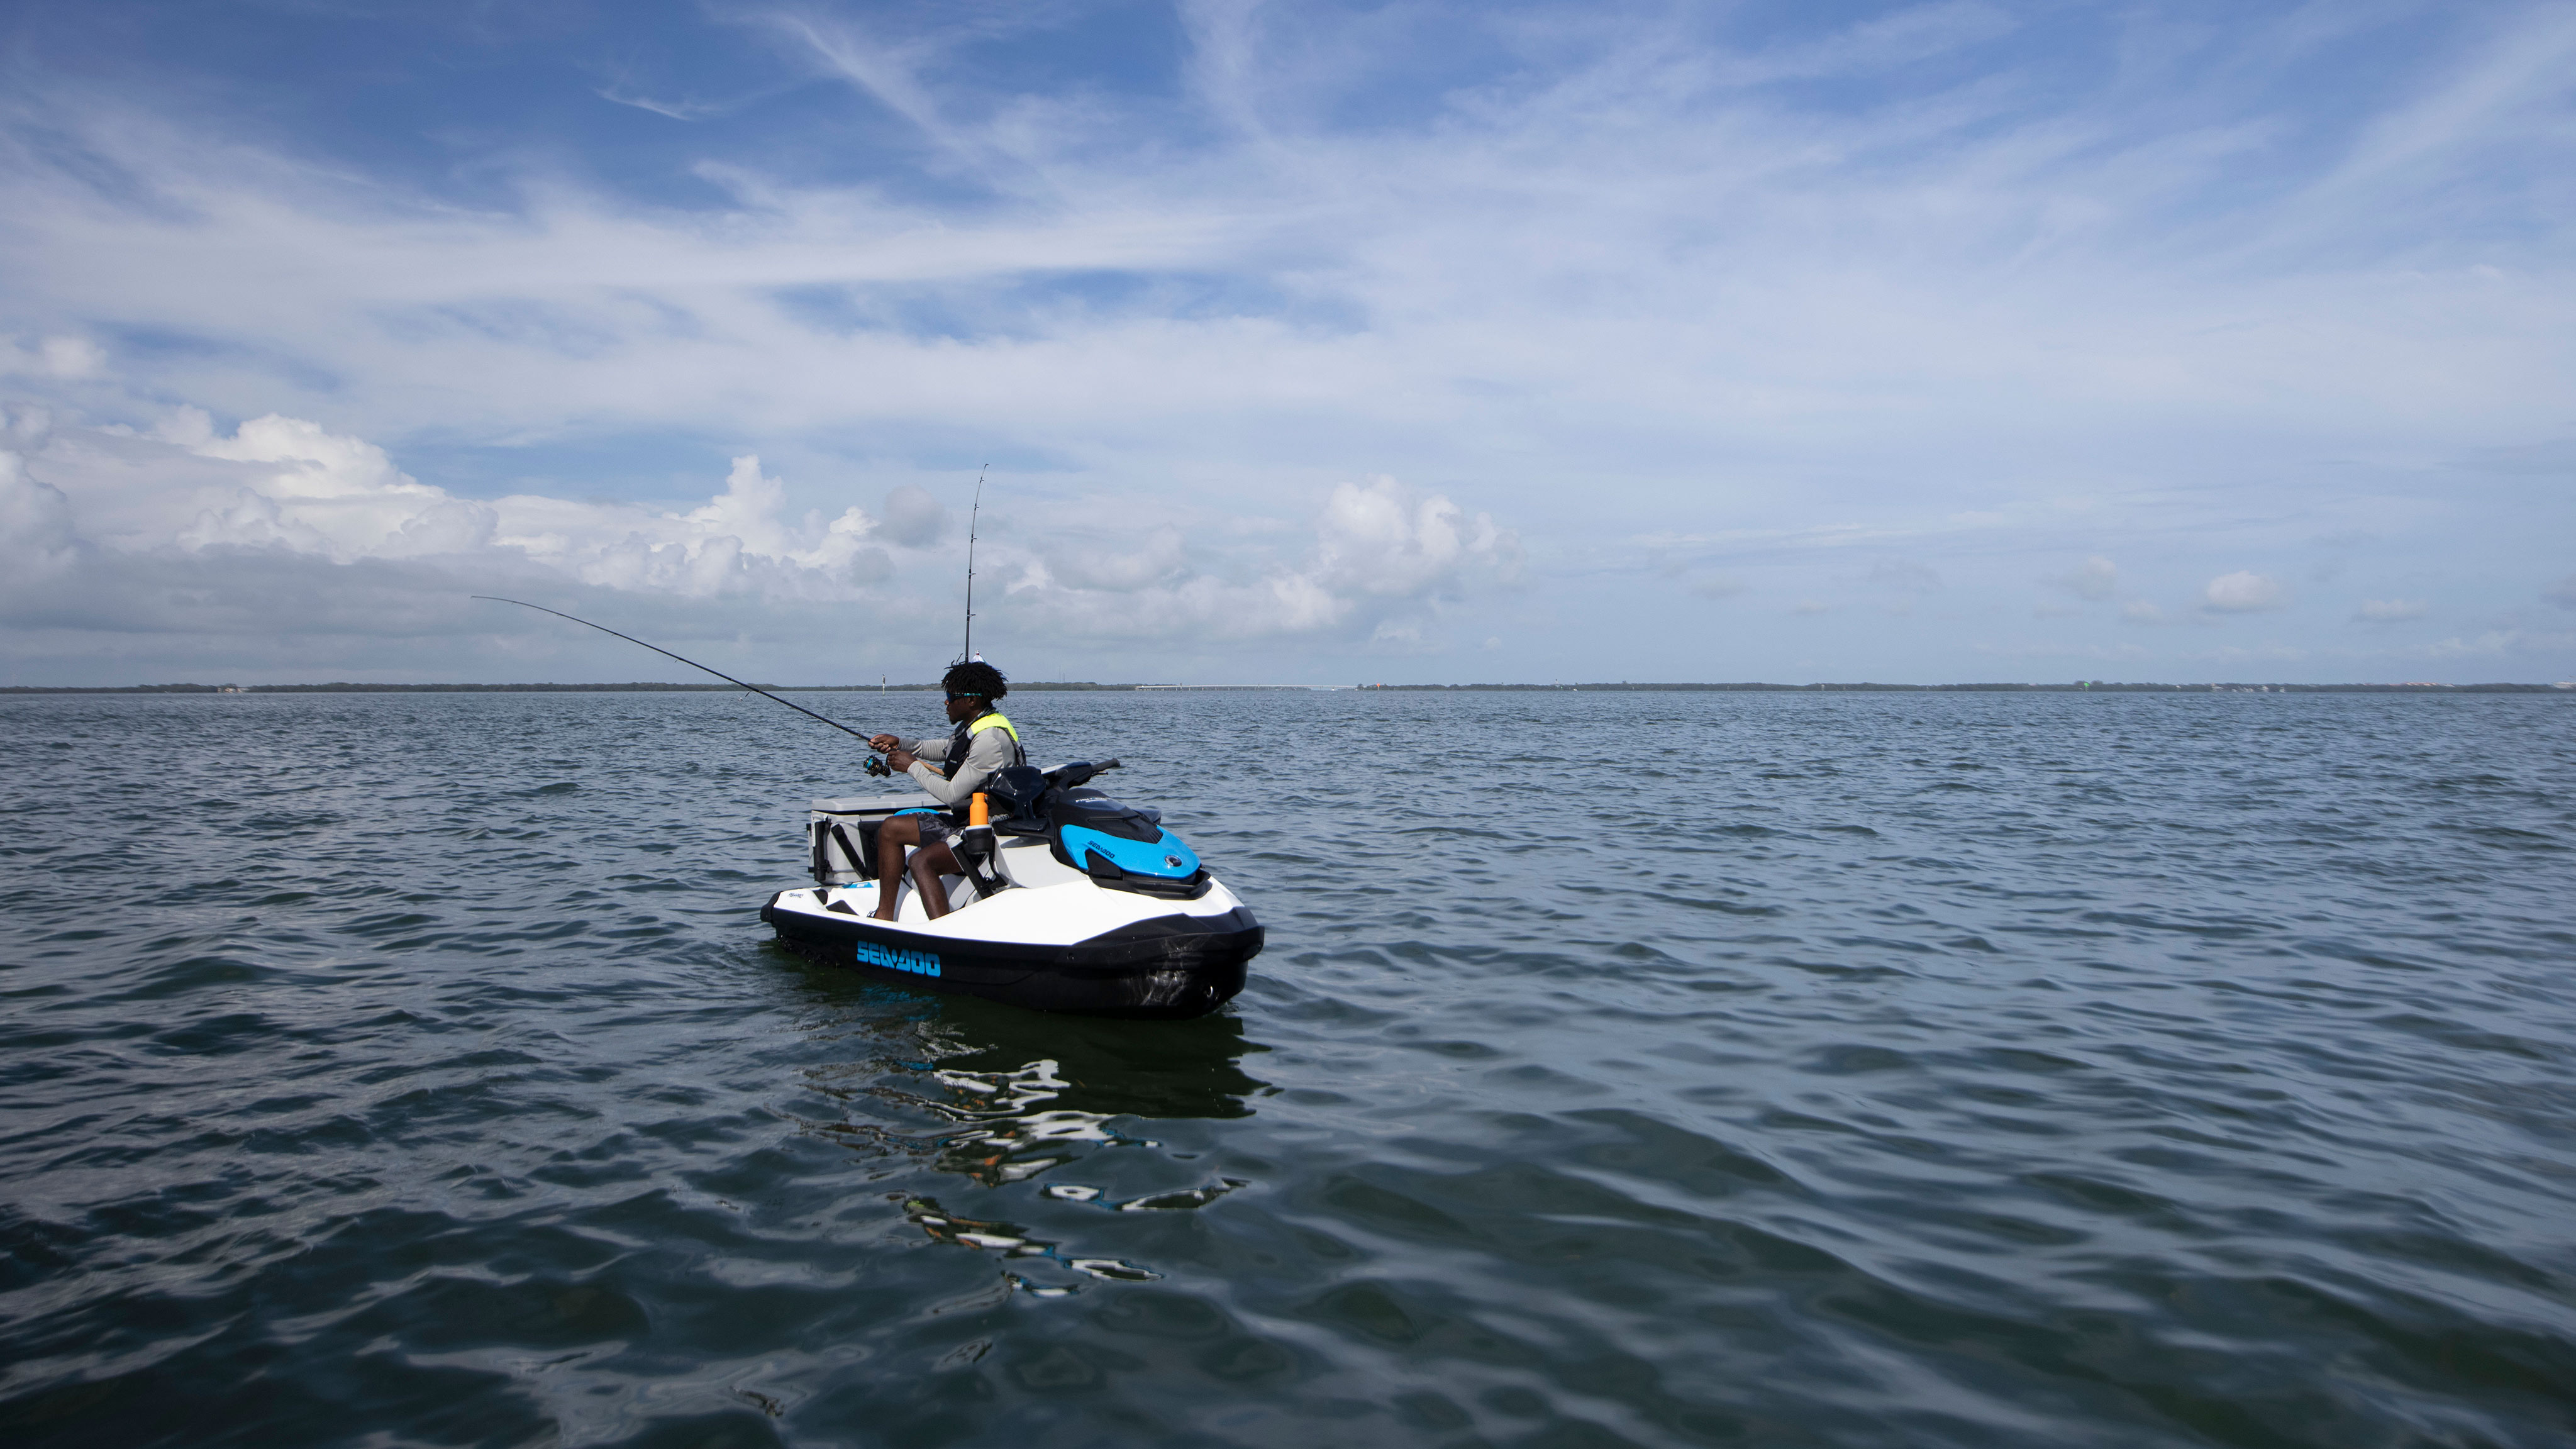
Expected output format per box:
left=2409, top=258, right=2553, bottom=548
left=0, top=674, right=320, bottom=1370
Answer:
left=473, top=596, right=889, bottom=770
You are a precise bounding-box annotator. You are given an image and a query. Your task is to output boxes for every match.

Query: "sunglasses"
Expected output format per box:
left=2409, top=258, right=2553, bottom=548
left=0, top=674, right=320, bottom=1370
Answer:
left=945, top=692, right=984, bottom=701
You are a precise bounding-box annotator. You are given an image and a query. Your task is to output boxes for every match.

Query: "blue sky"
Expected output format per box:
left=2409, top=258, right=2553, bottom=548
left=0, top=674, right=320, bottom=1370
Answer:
left=3, top=0, right=2571, bottom=686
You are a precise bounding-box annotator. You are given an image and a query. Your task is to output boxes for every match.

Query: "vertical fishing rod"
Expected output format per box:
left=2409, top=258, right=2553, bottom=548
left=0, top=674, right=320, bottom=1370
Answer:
left=961, top=464, right=985, bottom=663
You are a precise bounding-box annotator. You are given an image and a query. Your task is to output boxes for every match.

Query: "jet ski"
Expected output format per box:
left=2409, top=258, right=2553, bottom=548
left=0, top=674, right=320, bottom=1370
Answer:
left=761, top=760, right=1263, bottom=1019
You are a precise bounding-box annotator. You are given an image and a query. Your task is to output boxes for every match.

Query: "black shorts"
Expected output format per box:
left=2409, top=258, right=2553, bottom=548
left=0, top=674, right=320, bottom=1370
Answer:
left=892, top=809, right=959, bottom=852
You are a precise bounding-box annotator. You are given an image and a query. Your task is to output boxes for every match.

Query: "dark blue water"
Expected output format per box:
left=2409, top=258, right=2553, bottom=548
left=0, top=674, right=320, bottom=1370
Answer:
left=4, top=689, right=2572, bottom=1447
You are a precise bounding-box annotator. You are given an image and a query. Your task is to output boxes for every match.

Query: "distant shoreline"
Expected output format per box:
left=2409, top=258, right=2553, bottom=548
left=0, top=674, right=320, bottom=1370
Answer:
left=6, top=681, right=2567, bottom=696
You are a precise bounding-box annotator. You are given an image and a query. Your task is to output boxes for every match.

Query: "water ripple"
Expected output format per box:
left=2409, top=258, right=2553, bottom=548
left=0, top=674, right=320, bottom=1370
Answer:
left=2, top=689, right=2572, bottom=1446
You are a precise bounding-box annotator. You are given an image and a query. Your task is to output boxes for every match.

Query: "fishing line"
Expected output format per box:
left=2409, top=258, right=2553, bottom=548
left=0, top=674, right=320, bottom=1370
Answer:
left=472, top=596, right=883, bottom=757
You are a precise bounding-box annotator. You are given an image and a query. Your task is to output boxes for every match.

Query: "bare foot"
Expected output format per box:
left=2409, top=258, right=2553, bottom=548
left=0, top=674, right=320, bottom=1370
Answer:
left=870, top=908, right=900, bottom=922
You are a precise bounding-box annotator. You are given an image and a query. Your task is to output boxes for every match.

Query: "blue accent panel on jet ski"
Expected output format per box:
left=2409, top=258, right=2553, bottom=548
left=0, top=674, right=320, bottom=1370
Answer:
left=1061, top=824, right=1200, bottom=879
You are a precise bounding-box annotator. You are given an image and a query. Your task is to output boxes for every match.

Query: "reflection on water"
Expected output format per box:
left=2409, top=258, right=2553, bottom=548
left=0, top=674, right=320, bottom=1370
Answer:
left=787, top=976, right=1273, bottom=1291
left=902, top=1197, right=1163, bottom=1294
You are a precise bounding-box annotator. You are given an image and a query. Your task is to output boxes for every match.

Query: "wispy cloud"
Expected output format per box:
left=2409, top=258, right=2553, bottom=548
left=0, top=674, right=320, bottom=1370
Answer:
left=1, top=0, right=2571, bottom=682
left=596, top=87, right=735, bottom=123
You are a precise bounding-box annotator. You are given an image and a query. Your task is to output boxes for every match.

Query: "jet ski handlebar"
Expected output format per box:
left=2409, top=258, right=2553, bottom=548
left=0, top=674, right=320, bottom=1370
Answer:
left=1045, top=758, right=1121, bottom=789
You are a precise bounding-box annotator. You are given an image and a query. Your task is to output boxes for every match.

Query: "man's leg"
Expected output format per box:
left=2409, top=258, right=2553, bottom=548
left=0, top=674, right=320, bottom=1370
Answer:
left=873, top=817, right=922, bottom=921
left=909, top=840, right=960, bottom=919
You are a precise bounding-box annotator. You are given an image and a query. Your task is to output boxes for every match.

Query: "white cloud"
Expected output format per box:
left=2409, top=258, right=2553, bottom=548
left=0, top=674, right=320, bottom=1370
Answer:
left=2203, top=571, right=2286, bottom=613
left=7, top=4, right=2570, bottom=489
left=2048, top=555, right=2119, bottom=601
left=1313, top=477, right=1521, bottom=599
left=990, top=476, right=1521, bottom=645
left=0, top=448, right=82, bottom=583
left=2122, top=600, right=2167, bottom=624
left=2, top=408, right=1521, bottom=669
left=113, top=412, right=883, bottom=596
left=2353, top=597, right=2427, bottom=622
left=3, top=335, right=107, bottom=380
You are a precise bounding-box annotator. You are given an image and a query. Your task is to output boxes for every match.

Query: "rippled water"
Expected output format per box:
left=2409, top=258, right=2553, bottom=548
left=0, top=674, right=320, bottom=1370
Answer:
left=4, top=689, right=2573, bottom=1447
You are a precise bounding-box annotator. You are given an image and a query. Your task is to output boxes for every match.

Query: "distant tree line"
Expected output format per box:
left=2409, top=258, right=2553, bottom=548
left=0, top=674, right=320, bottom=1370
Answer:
left=1351, top=681, right=2565, bottom=693
left=1, top=680, right=1121, bottom=694
left=7, top=680, right=2565, bottom=695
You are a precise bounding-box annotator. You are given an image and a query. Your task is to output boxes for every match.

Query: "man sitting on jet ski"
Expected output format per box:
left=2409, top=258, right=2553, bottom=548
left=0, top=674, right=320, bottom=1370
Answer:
left=862, top=660, right=1026, bottom=921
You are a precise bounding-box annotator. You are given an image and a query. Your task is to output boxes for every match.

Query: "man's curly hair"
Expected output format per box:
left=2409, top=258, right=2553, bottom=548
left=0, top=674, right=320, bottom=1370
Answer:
left=942, top=660, right=1008, bottom=701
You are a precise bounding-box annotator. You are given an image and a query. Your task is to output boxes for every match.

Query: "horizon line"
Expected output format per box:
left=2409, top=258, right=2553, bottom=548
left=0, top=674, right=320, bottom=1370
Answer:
left=6, top=680, right=2572, bottom=696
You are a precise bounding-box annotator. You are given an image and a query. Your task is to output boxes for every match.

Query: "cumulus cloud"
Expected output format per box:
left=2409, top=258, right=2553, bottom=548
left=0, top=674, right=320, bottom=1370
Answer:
left=2353, top=597, right=2428, bottom=622
left=26, top=410, right=891, bottom=601
left=2202, top=571, right=2285, bottom=613
left=992, top=476, right=1520, bottom=645
left=0, top=448, right=82, bottom=582
left=1, top=408, right=1521, bottom=672
left=1313, top=477, right=1521, bottom=599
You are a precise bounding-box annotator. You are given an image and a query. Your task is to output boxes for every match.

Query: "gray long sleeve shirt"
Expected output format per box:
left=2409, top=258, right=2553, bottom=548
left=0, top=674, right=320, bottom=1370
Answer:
left=895, top=722, right=1020, bottom=806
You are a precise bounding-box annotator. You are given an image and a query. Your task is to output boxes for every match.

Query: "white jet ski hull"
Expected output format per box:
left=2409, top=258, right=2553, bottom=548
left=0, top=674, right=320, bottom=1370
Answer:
left=762, top=820, right=1262, bottom=1019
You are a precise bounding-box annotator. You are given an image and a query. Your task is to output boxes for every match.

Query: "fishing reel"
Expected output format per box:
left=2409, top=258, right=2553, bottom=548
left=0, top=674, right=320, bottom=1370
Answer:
left=865, top=754, right=892, bottom=778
